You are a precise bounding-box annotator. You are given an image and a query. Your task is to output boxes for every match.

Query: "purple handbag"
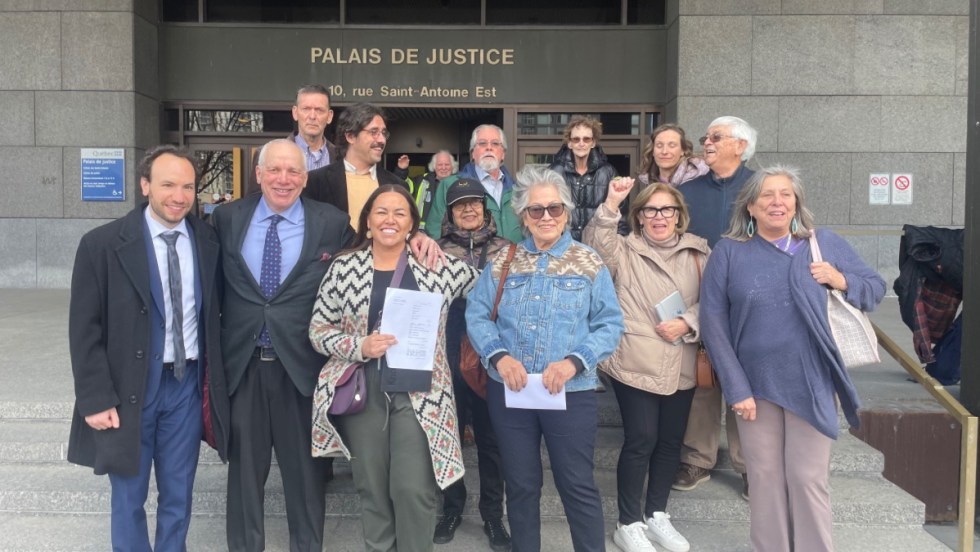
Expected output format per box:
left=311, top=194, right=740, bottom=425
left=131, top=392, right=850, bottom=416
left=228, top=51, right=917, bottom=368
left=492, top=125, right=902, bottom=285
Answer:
left=328, top=250, right=409, bottom=416
left=329, top=361, right=367, bottom=415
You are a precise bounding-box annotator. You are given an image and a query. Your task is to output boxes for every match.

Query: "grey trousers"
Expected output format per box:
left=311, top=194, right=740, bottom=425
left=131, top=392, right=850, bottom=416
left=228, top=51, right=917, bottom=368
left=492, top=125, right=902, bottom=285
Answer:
left=679, top=385, right=745, bottom=473
left=736, top=399, right=834, bottom=552
left=335, top=364, right=439, bottom=552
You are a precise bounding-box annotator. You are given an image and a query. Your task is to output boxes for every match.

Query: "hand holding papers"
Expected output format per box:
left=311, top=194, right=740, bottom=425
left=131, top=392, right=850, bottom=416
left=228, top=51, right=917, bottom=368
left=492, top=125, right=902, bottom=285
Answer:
left=379, top=288, right=443, bottom=371
left=505, top=374, right=567, bottom=410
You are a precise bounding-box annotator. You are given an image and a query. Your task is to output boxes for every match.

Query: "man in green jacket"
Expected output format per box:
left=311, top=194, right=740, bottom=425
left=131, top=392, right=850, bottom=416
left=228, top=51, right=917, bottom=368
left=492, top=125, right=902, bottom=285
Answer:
left=424, top=124, right=523, bottom=242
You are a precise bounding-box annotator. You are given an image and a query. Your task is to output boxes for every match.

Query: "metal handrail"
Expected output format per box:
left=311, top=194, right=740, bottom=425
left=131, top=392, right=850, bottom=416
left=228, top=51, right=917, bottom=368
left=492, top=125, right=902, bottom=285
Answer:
left=873, top=322, right=977, bottom=552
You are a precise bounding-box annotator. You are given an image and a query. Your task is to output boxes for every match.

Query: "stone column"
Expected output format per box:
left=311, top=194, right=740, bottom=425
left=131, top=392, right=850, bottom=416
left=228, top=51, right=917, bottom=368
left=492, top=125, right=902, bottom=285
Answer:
left=0, top=0, right=159, bottom=287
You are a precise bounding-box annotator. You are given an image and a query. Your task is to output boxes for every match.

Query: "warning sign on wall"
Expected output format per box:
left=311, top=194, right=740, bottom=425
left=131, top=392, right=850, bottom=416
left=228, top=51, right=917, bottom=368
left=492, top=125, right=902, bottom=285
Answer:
left=892, top=173, right=913, bottom=205
left=869, top=173, right=890, bottom=205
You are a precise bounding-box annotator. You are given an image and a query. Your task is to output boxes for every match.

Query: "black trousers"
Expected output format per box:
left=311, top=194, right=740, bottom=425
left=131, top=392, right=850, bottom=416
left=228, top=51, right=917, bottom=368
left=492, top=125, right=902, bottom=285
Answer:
left=227, top=355, right=328, bottom=552
left=611, top=378, right=695, bottom=524
left=441, top=300, right=505, bottom=521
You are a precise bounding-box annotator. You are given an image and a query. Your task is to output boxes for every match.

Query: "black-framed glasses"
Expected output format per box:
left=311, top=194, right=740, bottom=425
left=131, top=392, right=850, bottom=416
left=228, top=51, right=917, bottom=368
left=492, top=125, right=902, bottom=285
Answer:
left=525, top=203, right=566, bottom=220
left=362, top=127, right=391, bottom=140
left=640, top=205, right=679, bottom=219
left=698, top=132, right=731, bottom=145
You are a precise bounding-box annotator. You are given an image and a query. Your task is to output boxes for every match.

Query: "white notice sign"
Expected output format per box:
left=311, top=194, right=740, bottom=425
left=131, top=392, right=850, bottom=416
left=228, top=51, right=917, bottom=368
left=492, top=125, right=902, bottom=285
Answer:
left=869, top=173, right=890, bottom=205
left=892, top=173, right=913, bottom=205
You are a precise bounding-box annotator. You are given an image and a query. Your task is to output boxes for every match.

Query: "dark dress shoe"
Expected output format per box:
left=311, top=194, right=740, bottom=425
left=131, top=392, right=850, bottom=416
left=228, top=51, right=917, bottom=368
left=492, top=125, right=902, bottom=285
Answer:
left=483, top=519, right=512, bottom=551
left=433, top=515, right=463, bottom=544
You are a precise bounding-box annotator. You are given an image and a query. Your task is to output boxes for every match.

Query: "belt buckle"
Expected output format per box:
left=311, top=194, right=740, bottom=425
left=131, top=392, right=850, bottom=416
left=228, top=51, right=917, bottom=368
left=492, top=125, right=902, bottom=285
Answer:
left=258, top=347, right=277, bottom=361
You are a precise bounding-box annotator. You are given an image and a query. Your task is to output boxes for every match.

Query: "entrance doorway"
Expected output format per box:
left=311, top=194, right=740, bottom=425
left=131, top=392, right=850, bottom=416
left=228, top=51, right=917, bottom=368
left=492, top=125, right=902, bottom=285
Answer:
left=383, top=106, right=503, bottom=181
left=518, top=139, right=640, bottom=179
left=167, top=103, right=660, bottom=216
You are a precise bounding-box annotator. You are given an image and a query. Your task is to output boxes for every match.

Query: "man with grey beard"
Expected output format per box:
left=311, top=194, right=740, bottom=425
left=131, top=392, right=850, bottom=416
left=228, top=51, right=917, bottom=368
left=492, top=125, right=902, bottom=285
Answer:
left=424, top=124, right=523, bottom=242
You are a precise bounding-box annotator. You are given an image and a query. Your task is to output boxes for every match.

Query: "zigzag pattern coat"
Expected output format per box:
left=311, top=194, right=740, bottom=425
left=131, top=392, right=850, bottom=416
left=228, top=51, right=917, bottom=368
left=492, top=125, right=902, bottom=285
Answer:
left=309, top=246, right=479, bottom=489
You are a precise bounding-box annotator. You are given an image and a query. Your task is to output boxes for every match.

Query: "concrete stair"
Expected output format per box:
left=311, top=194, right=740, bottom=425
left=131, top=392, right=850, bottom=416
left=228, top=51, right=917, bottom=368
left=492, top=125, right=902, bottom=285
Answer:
left=0, top=390, right=952, bottom=551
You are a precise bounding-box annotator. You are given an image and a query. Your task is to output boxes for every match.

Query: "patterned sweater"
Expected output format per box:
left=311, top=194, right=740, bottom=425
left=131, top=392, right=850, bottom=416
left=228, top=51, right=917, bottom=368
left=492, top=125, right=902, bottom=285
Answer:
left=309, top=247, right=479, bottom=489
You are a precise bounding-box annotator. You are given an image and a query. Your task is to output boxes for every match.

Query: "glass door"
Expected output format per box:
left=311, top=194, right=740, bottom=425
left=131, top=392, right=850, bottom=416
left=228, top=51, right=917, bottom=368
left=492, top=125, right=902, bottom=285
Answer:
left=186, top=139, right=267, bottom=218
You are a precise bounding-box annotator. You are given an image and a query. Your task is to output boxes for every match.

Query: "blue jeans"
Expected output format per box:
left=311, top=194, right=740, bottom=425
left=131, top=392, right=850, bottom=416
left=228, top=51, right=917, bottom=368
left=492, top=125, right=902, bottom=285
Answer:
left=487, top=379, right=604, bottom=552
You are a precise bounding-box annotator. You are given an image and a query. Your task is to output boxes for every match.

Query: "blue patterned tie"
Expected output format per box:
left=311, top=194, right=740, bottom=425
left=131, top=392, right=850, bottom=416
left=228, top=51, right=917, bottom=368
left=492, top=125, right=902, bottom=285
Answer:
left=160, top=231, right=186, bottom=380
left=257, top=215, right=283, bottom=346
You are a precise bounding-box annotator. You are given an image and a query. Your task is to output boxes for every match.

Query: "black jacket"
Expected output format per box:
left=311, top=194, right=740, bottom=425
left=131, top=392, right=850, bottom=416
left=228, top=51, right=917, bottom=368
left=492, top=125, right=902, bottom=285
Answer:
left=304, top=159, right=408, bottom=214
left=548, top=144, right=623, bottom=240
left=67, top=206, right=229, bottom=475
left=212, top=195, right=354, bottom=396
left=893, top=225, right=964, bottom=362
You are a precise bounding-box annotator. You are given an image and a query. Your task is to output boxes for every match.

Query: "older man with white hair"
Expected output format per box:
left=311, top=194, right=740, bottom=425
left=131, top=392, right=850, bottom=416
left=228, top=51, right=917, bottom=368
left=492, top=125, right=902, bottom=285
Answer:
left=424, top=125, right=523, bottom=242
left=672, top=116, right=757, bottom=502
left=398, top=150, right=459, bottom=233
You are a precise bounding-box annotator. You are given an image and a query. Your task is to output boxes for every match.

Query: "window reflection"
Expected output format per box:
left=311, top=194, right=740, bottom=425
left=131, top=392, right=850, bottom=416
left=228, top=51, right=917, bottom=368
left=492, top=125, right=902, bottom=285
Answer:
left=162, top=0, right=664, bottom=25
left=487, top=0, right=620, bottom=25
left=196, top=148, right=241, bottom=218
left=348, top=0, right=480, bottom=24
left=206, top=0, right=339, bottom=23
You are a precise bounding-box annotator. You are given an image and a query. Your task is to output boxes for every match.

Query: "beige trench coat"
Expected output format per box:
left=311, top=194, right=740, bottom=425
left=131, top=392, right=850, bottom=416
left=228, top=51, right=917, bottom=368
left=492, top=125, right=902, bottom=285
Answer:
left=582, top=204, right=710, bottom=395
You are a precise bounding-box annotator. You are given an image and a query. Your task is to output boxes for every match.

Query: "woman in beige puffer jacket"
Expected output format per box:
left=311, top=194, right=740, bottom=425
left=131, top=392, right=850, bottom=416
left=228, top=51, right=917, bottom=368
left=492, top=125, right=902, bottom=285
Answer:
left=582, top=178, right=708, bottom=552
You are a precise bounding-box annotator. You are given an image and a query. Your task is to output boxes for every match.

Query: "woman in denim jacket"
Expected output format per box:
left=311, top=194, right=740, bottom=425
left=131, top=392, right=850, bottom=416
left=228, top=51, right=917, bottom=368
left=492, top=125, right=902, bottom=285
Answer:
left=466, top=165, right=625, bottom=552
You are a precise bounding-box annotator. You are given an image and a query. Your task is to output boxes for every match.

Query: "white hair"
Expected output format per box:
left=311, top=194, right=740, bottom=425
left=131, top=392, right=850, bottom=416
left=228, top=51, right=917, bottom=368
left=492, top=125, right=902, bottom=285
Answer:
left=709, top=116, right=758, bottom=161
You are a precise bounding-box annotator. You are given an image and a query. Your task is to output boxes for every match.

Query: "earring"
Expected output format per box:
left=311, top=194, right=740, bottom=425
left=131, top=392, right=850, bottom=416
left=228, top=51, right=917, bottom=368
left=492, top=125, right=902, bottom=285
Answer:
left=746, top=218, right=755, bottom=237
left=790, top=217, right=799, bottom=234
left=366, top=230, right=373, bottom=240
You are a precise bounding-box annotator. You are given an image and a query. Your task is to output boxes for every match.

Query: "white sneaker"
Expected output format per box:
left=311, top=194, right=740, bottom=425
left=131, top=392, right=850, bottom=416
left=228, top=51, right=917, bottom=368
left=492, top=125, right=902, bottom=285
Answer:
left=614, top=521, right=658, bottom=552
left=645, top=512, right=690, bottom=552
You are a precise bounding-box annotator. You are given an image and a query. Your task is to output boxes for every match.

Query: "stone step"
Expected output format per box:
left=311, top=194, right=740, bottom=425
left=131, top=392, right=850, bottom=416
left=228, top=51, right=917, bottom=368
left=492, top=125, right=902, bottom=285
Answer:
left=0, top=512, right=950, bottom=551
left=0, top=419, right=885, bottom=475
left=0, top=462, right=924, bottom=526
left=7, top=393, right=628, bottom=425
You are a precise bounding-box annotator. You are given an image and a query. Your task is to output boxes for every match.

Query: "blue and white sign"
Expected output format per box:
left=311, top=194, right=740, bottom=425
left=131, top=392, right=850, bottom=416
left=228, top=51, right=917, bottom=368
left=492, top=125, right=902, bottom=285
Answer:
left=81, top=148, right=126, bottom=201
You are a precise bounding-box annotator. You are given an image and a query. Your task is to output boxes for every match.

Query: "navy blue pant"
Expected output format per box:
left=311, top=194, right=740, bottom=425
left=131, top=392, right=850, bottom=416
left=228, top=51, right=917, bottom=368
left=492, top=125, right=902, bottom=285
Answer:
left=108, top=361, right=202, bottom=552
left=487, top=379, right=604, bottom=552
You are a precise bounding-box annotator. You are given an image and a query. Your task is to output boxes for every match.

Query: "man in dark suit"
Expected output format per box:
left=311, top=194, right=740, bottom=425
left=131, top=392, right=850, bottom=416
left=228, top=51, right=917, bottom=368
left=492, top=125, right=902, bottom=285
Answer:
left=212, top=138, right=355, bottom=551
left=68, top=145, right=229, bottom=551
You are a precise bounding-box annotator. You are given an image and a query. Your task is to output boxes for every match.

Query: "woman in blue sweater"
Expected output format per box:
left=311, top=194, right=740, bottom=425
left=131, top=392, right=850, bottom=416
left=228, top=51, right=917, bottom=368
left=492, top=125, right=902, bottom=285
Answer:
left=700, top=165, right=885, bottom=552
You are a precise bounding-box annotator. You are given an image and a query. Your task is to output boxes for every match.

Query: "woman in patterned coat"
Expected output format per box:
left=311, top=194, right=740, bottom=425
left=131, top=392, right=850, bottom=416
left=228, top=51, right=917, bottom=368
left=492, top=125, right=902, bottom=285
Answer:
left=309, top=184, right=479, bottom=552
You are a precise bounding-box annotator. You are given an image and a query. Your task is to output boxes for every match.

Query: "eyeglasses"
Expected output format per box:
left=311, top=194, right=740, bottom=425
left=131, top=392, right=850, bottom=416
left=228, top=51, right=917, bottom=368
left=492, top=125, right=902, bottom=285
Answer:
left=525, top=203, right=566, bottom=220
left=362, top=127, right=391, bottom=140
left=699, top=133, right=731, bottom=145
left=640, top=206, right=679, bottom=219
left=570, top=136, right=594, bottom=144
left=475, top=140, right=504, bottom=149
left=451, top=199, right=483, bottom=211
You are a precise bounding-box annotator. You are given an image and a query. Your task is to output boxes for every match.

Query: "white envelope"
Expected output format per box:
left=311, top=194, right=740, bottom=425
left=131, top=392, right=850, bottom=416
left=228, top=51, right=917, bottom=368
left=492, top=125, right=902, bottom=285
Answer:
left=504, top=374, right=567, bottom=410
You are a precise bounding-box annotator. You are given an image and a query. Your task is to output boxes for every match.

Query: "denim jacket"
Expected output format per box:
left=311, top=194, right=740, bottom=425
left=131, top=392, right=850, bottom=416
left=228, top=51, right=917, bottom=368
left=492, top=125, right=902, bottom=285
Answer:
left=465, top=231, right=624, bottom=393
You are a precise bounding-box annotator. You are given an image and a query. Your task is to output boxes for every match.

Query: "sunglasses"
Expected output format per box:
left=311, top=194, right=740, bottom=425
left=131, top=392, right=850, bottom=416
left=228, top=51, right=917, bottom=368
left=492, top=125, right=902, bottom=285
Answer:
left=525, top=203, right=566, bottom=220
left=570, top=136, right=594, bottom=144
left=698, top=132, right=732, bottom=145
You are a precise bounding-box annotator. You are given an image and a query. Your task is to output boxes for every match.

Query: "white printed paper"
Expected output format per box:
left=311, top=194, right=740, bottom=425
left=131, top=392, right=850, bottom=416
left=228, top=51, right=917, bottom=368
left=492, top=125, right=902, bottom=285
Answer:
left=380, top=288, right=443, bottom=371
left=504, top=374, right=567, bottom=410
